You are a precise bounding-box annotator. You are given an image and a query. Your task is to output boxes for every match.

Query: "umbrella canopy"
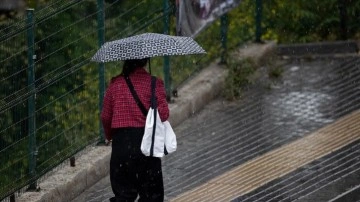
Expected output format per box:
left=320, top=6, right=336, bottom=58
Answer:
left=91, top=33, right=206, bottom=62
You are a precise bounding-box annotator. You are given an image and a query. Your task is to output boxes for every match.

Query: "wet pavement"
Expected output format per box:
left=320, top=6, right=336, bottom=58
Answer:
left=72, top=54, right=360, bottom=202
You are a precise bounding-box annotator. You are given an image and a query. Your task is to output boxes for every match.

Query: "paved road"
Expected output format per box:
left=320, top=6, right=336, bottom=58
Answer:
left=72, top=55, right=360, bottom=202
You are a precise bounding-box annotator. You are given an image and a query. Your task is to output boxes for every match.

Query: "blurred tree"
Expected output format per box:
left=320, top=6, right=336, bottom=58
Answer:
left=258, top=0, right=360, bottom=43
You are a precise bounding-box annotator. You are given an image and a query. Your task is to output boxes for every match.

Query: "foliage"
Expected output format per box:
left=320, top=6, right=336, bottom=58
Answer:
left=224, top=57, right=257, bottom=100
left=260, top=0, right=360, bottom=43
left=268, top=65, right=283, bottom=79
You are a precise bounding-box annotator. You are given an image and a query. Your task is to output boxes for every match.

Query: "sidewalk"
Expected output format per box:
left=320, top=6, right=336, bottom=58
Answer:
left=17, top=42, right=276, bottom=202
left=171, top=110, right=360, bottom=201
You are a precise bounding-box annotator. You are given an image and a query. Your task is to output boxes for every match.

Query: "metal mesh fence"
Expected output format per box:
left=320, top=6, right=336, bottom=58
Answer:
left=0, top=1, right=100, bottom=199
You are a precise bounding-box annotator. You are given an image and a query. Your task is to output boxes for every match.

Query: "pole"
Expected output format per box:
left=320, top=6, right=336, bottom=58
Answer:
left=163, top=0, right=171, bottom=101
left=337, top=0, right=348, bottom=40
left=255, top=0, right=262, bottom=43
left=97, top=0, right=105, bottom=144
left=220, top=14, right=228, bottom=64
left=26, top=8, right=37, bottom=190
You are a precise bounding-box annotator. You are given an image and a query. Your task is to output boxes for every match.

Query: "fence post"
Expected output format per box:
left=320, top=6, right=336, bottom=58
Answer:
left=26, top=8, right=37, bottom=190
left=338, top=0, right=348, bottom=40
left=220, top=14, right=228, bottom=64
left=255, top=0, right=263, bottom=43
left=97, top=0, right=105, bottom=144
left=163, top=0, right=171, bottom=101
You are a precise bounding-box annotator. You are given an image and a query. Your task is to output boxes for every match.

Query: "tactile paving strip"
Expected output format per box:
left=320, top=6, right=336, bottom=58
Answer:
left=170, top=110, right=360, bottom=202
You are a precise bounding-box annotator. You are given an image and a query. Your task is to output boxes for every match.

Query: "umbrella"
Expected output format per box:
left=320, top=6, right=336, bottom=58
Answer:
left=91, top=33, right=206, bottom=62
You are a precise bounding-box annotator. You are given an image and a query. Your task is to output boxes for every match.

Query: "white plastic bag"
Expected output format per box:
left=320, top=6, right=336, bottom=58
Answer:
left=141, top=108, right=165, bottom=157
left=164, top=121, right=177, bottom=154
left=140, top=76, right=177, bottom=157
left=141, top=109, right=177, bottom=157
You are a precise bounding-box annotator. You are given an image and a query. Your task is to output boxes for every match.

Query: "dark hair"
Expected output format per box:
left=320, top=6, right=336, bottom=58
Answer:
left=121, top=58, right=149, bottom=76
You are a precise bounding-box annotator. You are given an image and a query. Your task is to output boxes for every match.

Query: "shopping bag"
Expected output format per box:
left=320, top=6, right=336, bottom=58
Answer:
left=141, top=107, right=165, bottom=157
left=138, top=76, right=177, bottom=157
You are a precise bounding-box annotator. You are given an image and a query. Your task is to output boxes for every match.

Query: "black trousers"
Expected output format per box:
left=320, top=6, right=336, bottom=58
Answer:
left=110, top=128, right=164, bottom=202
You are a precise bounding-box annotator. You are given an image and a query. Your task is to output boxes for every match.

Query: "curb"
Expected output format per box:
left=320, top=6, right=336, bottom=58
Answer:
left=17, top=146, right=111, bottom=202
left=277, top=40, right=359, bottom=57
left=16, top=41, right=276, bottom=202
left=168, top=62, right=228, bottom=127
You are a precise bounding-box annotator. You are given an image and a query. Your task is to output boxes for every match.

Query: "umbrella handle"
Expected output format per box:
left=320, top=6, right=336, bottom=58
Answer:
left=149, top=58, right=151, bottom=75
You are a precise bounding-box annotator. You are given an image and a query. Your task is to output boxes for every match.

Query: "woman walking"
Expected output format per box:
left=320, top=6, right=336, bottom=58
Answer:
left=101, top=58, right=169, bottom=202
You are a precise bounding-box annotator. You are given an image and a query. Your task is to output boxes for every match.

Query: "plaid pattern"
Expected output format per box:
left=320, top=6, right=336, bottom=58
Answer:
left=101, top=68, right=169, bottom=140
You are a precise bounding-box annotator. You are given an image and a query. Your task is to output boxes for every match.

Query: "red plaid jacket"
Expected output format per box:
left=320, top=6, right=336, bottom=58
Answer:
left=101, top=68, right=169, bottom=140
